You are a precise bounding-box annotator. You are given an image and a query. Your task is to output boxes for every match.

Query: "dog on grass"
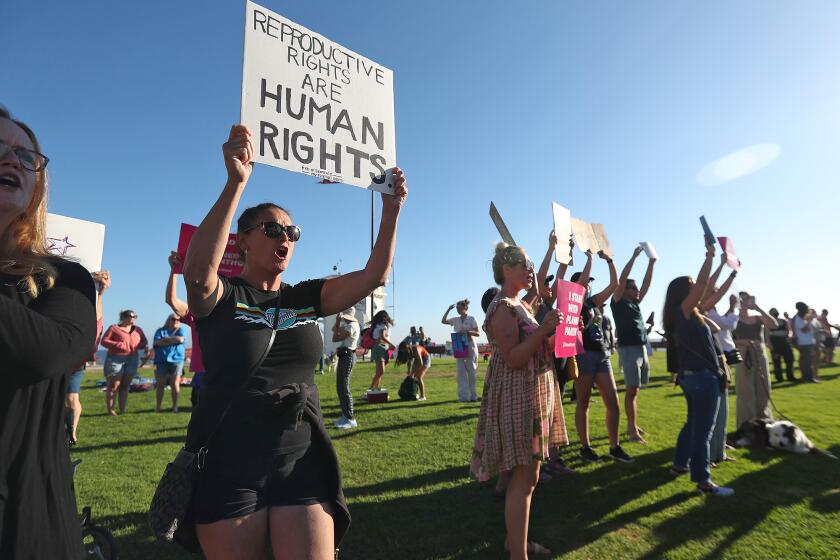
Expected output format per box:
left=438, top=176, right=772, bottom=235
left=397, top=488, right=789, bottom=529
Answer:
left=733, top=419, right=837, bottom=459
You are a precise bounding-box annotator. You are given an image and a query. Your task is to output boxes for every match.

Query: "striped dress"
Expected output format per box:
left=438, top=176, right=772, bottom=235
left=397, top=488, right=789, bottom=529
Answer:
left=470, top=295, right=568, bottom=481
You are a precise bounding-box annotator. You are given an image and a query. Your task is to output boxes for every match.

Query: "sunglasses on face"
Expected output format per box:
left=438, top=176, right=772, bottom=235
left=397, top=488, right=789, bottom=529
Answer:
left=243, top=221, right=302, bottom=241
left=0, top=140, right=49, bottom=172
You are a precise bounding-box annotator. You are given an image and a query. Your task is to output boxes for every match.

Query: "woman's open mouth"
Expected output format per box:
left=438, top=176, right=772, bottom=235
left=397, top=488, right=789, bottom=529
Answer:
left=0, top=173, right=22, bottom=190
left=275, top=245, right=289, bottom=260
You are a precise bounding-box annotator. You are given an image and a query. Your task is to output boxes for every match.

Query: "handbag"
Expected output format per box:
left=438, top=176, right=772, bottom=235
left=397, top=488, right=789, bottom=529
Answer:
left=148, top=289, right=283, bottom=550
left=565, top=355, right=579, bottom=381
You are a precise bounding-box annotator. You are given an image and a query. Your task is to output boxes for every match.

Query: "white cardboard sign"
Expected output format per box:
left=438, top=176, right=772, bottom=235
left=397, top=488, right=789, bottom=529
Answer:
left=551, top=202, right=572, bottom=264
left=241, top=1, right=396, bottom=193
left=571, top=218, right=600, bottom=254
left=46, top=213, right=105, bottom=272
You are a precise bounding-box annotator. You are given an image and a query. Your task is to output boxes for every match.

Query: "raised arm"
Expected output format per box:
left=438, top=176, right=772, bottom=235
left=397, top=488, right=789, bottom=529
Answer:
left=749, top=300, right=778, bottom=329
left=319, top=170, right=408, bottom=317
left=183, top=125, right=254, bottom=317
left=166, top=251, right=190, bottom=317
left=701, top=254, right=727, bottom=304
left=613, top=246, right=642, bottom=303
left=681, top=241, right=716, bottom=318
left=592, top=252, right=618, bottom=307
left=441, top=304, right=454, bottom=325
left=575, top=251, right=594, bottom=287
left=536, top=230, right=557, bottom=289
left=638, top=254, right=656, bottom=302
left=700, top=269, right=738, bottom=312
left=91, top=270, right=110, bottom=322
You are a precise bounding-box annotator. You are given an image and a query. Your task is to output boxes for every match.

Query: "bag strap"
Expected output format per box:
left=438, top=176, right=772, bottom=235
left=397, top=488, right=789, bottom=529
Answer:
left=196, top=287, right=283, bottom=467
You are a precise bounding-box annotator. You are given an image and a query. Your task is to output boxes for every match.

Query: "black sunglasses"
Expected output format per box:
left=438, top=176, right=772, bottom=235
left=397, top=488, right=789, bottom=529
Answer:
left=0, top=140, right=49, bottom=172
left=243, top=221, right=301, bottom=241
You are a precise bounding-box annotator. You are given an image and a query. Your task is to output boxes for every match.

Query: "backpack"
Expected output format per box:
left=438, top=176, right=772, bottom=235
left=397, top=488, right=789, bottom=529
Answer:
left=360, top=327, right=375, bottom=350
left=398, top=376, right=420, bottom=401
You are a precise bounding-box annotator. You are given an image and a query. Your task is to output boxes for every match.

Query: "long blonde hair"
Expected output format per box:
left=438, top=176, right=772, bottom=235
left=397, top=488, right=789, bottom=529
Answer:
left=0, top=106, right=58, bottom=296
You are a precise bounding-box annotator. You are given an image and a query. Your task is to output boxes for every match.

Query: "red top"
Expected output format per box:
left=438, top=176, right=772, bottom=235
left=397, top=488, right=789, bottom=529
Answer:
left=101, top=324, right=147, bottom=356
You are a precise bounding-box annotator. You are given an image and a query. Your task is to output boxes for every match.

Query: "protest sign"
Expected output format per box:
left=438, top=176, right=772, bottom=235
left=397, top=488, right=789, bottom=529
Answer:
left=554, top=279, right=587, bottom=358
left=551, top=202, right=573, bottom=264
left=46, top=213, right=105, bottom=272
left=571, top=218, right=600, bottom=254
left=489, top=202, right=516, bottom=245
left=451, top=332, right=470, bottom=359
left=241, top=1, right=396, bottom=193
left=173, top=223, right=244, bottom=277
left=717, top=236, right=740, bottom=271
left=639, top=241, right=658, bottom=260
left=591, top=223, right=612, bottom=257
left=699, top=215, right=715, bottom=246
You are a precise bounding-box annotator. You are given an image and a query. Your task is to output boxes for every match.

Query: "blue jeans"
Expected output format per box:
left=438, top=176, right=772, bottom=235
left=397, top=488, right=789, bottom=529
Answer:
left=709, top=385, right=728, bottom=462
left=674, top=368, right=721, bottom=485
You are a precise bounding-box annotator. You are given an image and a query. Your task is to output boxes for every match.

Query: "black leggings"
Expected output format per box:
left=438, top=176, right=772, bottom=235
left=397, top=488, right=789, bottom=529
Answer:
left=336, top=348, right=356, bottom=419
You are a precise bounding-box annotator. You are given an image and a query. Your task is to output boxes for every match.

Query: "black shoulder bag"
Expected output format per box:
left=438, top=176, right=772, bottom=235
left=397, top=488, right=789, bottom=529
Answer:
left=148, top=289, right=283, bottom=551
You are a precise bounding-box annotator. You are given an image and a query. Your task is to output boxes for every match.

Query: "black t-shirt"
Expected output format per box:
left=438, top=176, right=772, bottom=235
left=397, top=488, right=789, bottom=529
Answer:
left=195, top=275, right=326, bottom=453
left=674, top=312, right=718, bottom=372
left=610, top=298, right=648, bottom=347
left=769, top=318, right=788, bottom=339
left=580, top=296, right=607, bottom=352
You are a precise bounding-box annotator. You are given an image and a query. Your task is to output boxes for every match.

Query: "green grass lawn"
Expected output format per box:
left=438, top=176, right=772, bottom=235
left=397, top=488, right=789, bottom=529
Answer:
left=71, top=352, right=840, bottom=559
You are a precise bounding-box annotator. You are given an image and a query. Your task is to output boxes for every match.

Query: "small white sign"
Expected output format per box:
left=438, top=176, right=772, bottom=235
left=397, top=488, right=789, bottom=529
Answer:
left=639, top=241, right=658, bottom=260
left=241, top=1, right=396, bottom=193
left=46, top=213, right=105, bottom=272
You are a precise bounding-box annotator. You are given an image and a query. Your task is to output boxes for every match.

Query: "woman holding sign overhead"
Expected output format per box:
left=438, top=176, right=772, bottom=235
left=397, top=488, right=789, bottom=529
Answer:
left=471, top=243, right=567, bottom=559
left=180, top=125, right=407, bottom=559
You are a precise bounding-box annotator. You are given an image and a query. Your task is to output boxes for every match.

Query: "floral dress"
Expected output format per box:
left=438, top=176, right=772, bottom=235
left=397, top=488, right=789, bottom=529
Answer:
left=470, top=295, right=568, bottom=481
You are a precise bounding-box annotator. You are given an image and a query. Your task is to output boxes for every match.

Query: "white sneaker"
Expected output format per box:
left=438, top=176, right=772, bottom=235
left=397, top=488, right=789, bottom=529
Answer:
left=335, top=417, right=358, bottom=430
left=417, top=396, right=427, bottom=401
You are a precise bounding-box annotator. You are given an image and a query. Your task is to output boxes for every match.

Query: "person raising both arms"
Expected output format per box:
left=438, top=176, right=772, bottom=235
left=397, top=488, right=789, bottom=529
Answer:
left=166, top=250, right=207, bottom=406
left=0, top=105, right=98, bottom=558
left=572, top=249, right=633, bottom=463
left=610, top=245, right=656, bottom=444
left=182, top=124, right=407, bottom=559
left=664, top=239, right=734, bottom=496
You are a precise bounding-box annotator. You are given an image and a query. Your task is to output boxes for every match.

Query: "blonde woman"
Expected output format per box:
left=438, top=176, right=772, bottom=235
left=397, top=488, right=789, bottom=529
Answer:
left=0, top=106, right=97, bottom=558
left=471, top=243, right=567, bottom=559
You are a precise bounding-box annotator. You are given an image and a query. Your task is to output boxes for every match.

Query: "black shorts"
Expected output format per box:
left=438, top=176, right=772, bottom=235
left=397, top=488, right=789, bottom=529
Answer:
left=193, top=430, right=332, bottom=524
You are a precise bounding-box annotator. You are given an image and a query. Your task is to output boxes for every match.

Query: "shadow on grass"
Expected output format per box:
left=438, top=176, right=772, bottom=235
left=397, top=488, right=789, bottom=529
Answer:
left=329, top=412, right=478, bottom=440
left=73, top=434, right=186, bottom=453
left=637, top=447, right=840, bottom=559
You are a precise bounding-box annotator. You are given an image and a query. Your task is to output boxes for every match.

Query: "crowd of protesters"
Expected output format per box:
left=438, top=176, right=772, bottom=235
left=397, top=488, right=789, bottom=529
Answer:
left=2, top=102, right=839, bottom=560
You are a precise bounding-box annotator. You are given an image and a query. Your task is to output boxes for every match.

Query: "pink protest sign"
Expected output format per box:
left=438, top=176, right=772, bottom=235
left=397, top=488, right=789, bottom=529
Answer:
left=717, top=236, right=740, bottom=271
left=554, top=279, right=587, bottom=358
left=174, top=223, right=244, bottom=277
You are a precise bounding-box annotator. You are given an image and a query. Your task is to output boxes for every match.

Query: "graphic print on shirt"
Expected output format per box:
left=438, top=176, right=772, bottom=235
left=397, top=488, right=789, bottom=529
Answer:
left=234, top=302, right=318, bottom=330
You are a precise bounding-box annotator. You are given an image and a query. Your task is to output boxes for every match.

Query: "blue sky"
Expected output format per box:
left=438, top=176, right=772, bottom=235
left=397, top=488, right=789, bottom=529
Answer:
left=4, top=0, right=839, bottom=346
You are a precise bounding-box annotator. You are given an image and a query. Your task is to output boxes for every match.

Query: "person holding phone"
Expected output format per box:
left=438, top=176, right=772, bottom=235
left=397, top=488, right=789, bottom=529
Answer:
left=732, top=292, right=776, bottom=428
left=664, top=239, right=734, bottom=496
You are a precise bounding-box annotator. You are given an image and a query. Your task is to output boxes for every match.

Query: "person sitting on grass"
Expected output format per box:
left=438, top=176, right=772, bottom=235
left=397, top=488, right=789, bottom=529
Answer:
left=152, top=313, right=186, bottom=413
